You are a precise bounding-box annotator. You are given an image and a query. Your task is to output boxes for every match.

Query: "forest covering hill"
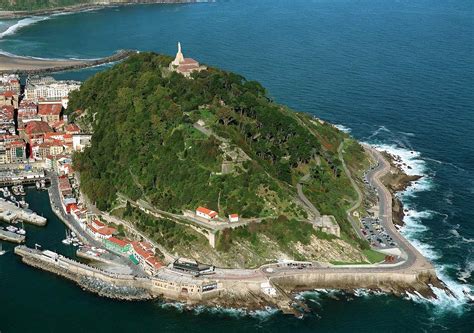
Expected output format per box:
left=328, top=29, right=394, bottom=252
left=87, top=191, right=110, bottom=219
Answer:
left=68, top=53, right=374, bottom=266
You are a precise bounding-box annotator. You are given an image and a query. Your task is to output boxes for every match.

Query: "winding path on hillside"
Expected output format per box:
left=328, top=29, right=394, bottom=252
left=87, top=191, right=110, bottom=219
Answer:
left=337, top=141, right=365, bottom=239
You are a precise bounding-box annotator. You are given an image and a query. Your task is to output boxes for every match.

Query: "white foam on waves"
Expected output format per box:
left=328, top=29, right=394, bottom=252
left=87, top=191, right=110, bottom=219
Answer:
left=372, top=144, right=472, bottom=311
left=0, top=16, right=50, bottom=39
left=334, top=124, right=351, bottom=133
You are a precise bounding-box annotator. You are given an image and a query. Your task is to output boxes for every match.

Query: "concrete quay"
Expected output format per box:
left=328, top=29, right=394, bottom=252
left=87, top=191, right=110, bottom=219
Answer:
left=15, top=245, right=221, bottom=303
left=0, top=198, right=47, bottom=226
left=0, top=229, right=25, bottom=243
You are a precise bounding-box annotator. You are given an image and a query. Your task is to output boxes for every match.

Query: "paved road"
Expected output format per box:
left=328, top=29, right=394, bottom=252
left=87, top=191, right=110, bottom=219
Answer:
left=48, top=172, right=144, bottom=275
left=337, top=141, right=365, bottom=239
left=363, top=146, right=432, bottom=271
left=296, top=173, right=321, bottom=219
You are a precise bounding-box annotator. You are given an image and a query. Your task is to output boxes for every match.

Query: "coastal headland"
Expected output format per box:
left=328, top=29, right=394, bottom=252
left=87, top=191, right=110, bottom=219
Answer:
left=13, top=146, right=447, bottom=314
left=2, top=51, right=452, bottom=314
left=0, top=50, right=136, bottom=74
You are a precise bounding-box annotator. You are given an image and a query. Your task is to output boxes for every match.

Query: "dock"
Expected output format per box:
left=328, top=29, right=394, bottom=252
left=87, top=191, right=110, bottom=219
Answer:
left=0, top=229, right=25, bottom=243
left=0, top=198, right=47, bottom=226
left=0, top=170, right=50, bottom=187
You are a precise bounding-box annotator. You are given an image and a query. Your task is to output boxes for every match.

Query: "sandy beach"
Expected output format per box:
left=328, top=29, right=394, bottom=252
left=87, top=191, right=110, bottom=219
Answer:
left=0, top=54, right=85, bottom=71
left=0, top=50, right=135, bottom=74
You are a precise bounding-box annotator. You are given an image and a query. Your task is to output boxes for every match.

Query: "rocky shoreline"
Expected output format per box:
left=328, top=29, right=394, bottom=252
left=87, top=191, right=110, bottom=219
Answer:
left=380, top=151, right=422, bottom=227
left=0, top=0, right=200, bottom=19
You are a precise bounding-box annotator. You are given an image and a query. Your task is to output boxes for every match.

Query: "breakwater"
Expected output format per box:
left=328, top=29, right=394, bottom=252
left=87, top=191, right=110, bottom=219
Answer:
left=15, top=245, right=221, bottom=303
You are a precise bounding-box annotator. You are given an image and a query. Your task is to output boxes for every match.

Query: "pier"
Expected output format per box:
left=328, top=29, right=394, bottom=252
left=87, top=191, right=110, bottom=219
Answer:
left=0, top=228, right=25, bottom=243
left=0, top=198, right=47, bottom=226
left=0, top=170, right=50, bottom=187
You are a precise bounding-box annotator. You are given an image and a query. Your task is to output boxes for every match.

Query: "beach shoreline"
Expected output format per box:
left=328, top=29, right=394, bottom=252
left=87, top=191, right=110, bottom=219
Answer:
left=0, top=49, right=135, bottom=74
left=0, top=0, right=199, bottom=19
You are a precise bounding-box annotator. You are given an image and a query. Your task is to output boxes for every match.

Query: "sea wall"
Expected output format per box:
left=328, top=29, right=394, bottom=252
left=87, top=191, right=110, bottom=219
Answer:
left=270, top=269, right=438, bottom=297
left=14, top=245, right=221, bottom=303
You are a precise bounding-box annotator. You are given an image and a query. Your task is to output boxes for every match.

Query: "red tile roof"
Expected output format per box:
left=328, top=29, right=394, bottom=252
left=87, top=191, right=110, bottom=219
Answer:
left=230, top=214, right=239, bottom=218
left=65, top=123, right=80, bottom=133
left=107, top=237, right=130, bottom=248
left=25, top=121, right=53, bottom=135
left=196, top=206, right=218, bottom=218
left=38, top=103, right=62, bottom=116
left=145, top=257, right=162, bottom=269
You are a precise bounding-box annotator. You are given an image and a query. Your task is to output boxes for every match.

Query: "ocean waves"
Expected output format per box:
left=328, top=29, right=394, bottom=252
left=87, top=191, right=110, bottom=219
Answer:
left=371, top=141, right=473, bottom=310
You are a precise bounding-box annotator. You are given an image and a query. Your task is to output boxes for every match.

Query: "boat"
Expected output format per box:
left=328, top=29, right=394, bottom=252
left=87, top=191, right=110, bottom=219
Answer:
left=72, top=242, right=79, bottom=247
left=62, top=229, right=72, bottom=245
left=71, top=231, right=77, bottom=238
left=18, top=185, right=25, bottom=196
left=0, top=243, right=5, bottom=256
left=11, top=186, right=20, bottom=196
left=18, top=200, right=29, bottom=209
left=35, top=181, right=41, bottom=190
left=16, top=228, right=26, bottom=235
left=9, top=195, right=17, bottom=203
left=6, top=225, right=18, bottom=232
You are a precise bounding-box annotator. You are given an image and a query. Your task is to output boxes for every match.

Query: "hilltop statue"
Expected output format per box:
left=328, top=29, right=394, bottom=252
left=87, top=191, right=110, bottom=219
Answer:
left=171, top=42, right=185, bottom=67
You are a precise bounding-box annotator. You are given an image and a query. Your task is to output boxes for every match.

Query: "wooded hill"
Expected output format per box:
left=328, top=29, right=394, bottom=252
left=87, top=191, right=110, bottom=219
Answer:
left=69, top=52, right=368, bottom=241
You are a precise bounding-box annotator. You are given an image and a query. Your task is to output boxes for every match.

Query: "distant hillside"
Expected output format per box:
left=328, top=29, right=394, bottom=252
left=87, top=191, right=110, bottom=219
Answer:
left=68, top=53, right=374, bottom=266
left=0, top=0, right=194, bottom=12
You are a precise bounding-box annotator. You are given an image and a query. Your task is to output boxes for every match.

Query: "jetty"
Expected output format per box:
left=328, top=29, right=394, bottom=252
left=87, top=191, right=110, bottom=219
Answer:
left=0, top=228, right=25, bottom=243
left=0, top=198, right=47, bottom=226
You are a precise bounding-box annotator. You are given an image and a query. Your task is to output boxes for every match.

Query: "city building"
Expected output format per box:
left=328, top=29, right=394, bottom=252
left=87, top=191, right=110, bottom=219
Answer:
left=130, top=241, right=162, bottom=274
left=0, top=74, right=20, bottom=95
left=25, top=76, right=81, bottom=102
left=38, top=102, right=63, bottom=125
left=169, top=42, right=207, bottom=78
left=72, top=134, right=92, bottom=151
left=196, top=206, right=218, bottom=220
left=18, top=100, right=39, bottom=126
left=86, top=219, right=116, bottom=240
left=103, top=237, right=131, bottom=254
left=0, top=138, right=27, bottom=164
left=0, top=90, right=17, bottom=108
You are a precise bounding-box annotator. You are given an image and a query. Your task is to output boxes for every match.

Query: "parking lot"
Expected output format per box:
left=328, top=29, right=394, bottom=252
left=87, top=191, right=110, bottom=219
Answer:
left=360, top=217, right=397, bottom=249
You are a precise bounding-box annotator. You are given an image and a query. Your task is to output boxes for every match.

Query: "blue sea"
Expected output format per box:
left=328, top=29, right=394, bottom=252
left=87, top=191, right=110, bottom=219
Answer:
left=0, top=0, right=473, bottom=331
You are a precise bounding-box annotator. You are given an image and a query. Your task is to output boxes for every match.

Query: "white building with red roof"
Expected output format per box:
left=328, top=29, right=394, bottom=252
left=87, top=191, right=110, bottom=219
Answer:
left=86, top=219, right=116, bottom=240
left=228, top=214, right=239, bottom=223
left=196, top=206, right=218, bottom=220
